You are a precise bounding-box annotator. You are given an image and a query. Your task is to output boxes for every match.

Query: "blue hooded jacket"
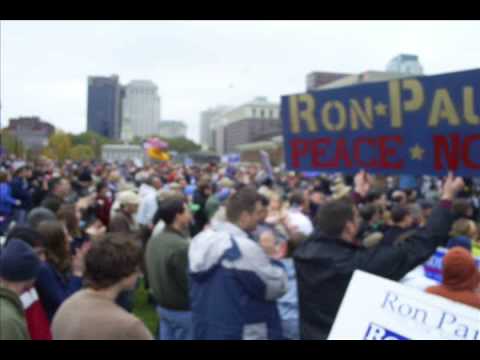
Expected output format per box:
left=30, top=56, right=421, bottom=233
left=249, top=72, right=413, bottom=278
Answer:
left=189, top=222, right=288, bottom=340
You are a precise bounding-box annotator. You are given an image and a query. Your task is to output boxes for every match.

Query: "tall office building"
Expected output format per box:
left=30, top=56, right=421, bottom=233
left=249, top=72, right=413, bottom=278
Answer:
left=212, top=97, right=281, bottom=155
left=87, top=75, right=122, bottom=139
left=121, top=80, right=161, bottom=140
left=199, top=106, right=231, bottom=149
left=386, top=54, right=424, bottom=75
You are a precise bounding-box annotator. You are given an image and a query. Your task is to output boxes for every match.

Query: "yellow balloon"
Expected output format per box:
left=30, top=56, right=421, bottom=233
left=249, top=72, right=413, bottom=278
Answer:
left=147, top=148, right=170, bottom=161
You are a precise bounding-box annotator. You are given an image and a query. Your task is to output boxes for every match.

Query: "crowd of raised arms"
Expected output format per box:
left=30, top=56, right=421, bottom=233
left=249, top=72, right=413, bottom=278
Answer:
left=0, top=155, right=479, bottom=340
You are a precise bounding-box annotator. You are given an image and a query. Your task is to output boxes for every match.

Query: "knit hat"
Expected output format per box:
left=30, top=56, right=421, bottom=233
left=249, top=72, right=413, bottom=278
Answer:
left=442, top=247, right=480, bottom=291
left=0, top=239, right=41, bottom=282
left=117, top=191, right=140, bottom=206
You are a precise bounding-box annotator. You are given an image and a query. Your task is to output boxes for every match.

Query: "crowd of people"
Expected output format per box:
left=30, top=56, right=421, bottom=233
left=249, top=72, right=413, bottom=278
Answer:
left=1, top=155, right=479, bottom=340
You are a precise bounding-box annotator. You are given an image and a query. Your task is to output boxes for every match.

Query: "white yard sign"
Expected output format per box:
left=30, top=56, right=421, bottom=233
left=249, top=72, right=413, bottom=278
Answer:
left=328, top=270, right=480, bottom=340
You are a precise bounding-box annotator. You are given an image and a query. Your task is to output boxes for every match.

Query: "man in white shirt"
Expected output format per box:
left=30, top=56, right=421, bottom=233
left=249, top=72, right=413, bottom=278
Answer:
left=136, top=176, right=163, bottom=228
left=286, top=191, right=314, bottom=237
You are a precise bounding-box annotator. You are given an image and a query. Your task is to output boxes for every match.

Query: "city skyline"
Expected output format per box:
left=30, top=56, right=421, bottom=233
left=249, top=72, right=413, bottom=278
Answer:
left=2, top=20, right=480, bottom=142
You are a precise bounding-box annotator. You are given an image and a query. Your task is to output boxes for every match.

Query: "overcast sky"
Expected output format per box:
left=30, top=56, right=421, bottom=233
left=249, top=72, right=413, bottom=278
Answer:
left=2, top=20, right=479, bottom=142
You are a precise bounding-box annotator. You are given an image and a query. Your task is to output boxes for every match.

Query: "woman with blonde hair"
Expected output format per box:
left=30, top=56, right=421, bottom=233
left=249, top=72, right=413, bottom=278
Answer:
left=447, top=218, right=478, bottom=253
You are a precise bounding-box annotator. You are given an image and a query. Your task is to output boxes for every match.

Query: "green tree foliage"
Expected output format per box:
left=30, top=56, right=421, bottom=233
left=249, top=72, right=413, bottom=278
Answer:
left=160, top=137, right=201, bottom=153
left=0, top=130, right=25, bottom=158
left=71, top=131, right=116, bottom=158
left=68, top=145, right=95, bottom=161
left=43, top=131, right=72, bottom=162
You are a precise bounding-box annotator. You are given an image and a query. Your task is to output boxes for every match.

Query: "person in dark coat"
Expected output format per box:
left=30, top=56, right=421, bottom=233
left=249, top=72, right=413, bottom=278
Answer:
left=34, top=220, right=86, bottom=322
left=293, top=171, right=464, bottom=340
left=11, top=166, right=33, bottom=224
left=382, top=204, right=417, bottom=245
left=191, top=179, right=212, bottom=237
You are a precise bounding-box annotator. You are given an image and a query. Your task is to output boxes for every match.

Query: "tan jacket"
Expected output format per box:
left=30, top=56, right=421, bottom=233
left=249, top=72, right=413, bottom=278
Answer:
left=52, top=289, right=153, bottom=340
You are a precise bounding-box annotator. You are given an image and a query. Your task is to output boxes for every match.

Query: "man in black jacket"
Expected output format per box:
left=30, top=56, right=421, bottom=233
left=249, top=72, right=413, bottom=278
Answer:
left=191, top=179, right=212, bottom=237
left=382, top=204, right=416, bottom=245
left=293, top=171, right=464, bottom=340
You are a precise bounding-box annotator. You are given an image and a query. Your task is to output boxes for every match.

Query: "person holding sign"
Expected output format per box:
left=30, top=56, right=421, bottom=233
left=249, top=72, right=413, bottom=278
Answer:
left=293, top=171, right=465, bottom=340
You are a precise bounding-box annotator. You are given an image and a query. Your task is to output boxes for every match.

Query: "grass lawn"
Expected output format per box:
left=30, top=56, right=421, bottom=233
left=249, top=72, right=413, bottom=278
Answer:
left=132, top=277, right=159, bottom=337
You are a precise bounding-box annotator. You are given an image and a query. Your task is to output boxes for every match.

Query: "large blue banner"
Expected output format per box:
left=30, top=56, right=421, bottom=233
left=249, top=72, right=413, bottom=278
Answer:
left=281, top=69, right=480, bottom=176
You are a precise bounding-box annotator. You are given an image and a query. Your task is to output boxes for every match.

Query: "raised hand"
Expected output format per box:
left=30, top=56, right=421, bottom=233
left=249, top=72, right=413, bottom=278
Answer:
left=354, top=170, right=373, bottom=198
left=441, top=171, right=465, bottom=201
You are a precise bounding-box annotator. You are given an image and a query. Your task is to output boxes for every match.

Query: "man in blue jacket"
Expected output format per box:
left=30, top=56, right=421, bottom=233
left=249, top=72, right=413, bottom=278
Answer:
left=11, top=165, right=33, bottom=225
left=0, top=171, right=21, bottom=235
left=189, top=186, right=288, bottom=340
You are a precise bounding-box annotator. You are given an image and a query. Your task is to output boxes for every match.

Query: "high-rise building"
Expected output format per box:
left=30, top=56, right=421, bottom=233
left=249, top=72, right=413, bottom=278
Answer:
left=87, top=75, right=122, bottom=140
left=212, top=97, right=281, bottom=155
left=121, top=80, right=161, bottom=140
left=199, top=106, right=231, bottom=149
left=158, top=120, right=187, bottom=139
left=386, top=54, right=424, bottom=75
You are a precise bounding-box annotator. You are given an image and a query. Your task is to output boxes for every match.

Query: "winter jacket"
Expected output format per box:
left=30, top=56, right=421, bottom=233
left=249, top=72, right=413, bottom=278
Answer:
left=146, top=227, right=190, bottom=311
left=11, top=177, right=32, bottom=211
left=294, top=201, right=454, bottom=340
left=35, top=262, right=83, bottom=322
left=0, top=183, right=19, bottom=216
left=382, top=225, right=417, bottom=245
left=20, top=287, right=52, bottom=340
left=189, top=221, right=288, bottom=340
left=0, top=286, right=30, bottom=340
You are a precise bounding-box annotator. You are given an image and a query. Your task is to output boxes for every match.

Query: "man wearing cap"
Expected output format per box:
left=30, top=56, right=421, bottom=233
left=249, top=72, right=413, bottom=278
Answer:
left=109, top=191, right=141, bottom=234
left=0, top=239, right=42, bottom=340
